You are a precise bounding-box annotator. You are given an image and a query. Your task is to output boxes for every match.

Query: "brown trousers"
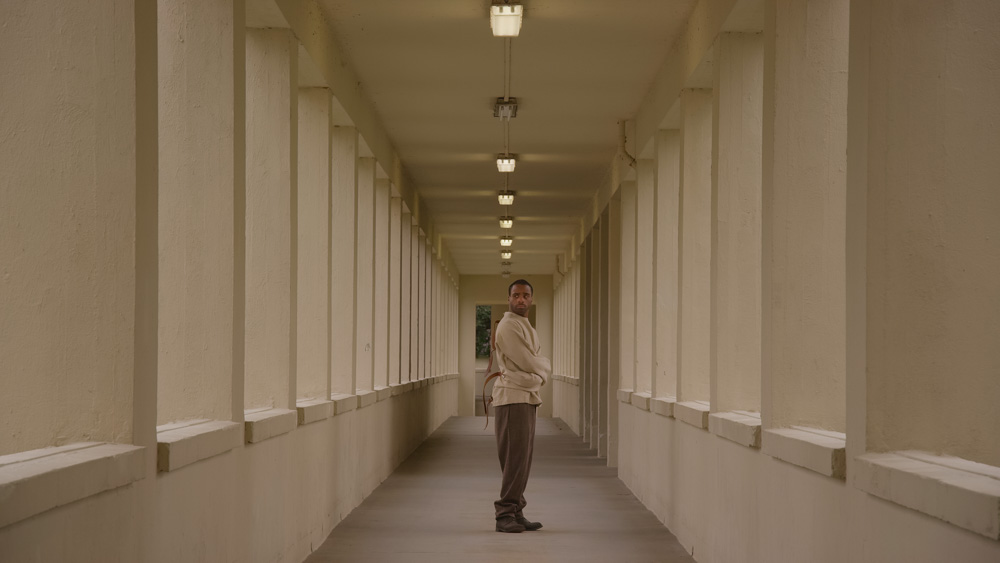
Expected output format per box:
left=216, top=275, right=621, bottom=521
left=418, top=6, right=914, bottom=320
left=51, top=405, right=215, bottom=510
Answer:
left=494, top=403, right=537, bottom=519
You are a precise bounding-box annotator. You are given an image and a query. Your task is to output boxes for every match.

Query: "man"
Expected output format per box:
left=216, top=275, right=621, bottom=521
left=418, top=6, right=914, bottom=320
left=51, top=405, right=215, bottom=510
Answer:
left=491, top=279, right=551, bottom=533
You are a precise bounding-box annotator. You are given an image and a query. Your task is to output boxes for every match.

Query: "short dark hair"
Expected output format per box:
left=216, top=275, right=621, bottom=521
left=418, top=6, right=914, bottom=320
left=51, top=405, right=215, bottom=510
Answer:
left=508, top=279, right=533, bottom=296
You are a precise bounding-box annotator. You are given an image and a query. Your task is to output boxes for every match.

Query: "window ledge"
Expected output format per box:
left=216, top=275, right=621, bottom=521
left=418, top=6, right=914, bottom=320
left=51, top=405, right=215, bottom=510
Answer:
left=330, top=393, right=358, bottom=415
left=763, top=427, right=846, bottom=479
left=0, top=442, right=145, bottom=528
left=617, top=389, right=633, bottom=404
left=674, top=401, right=711, bottom=430
left=296, top=399, right=334, bottom=425
left=375, top=386, right=392, bottom=402
left=855, top=451, right=1000, bottom=540
left=244, top=408, right=297, bottom=444
left=390, top=382, right=412, bottom=396
left=356, top=389, right=377, bottom=408
left=157, top=419, right=242, bottom=471
left=432, top=374, right=446, bottom=384
left=630, top=391, right=651, bottom=411
left=651, top=396, right=676, bottom=418
left=709, top=411, right=761, bottom=448
left=446, top=373, right=459, bottom=381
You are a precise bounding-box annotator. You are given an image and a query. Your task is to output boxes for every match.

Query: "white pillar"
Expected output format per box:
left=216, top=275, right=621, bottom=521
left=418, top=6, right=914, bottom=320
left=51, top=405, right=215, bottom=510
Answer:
left=296, top=88, right=331, bottom=400
left=762, top=0, right=848, bottom=431
left=678, top=88, right=713, bottom=403
left=635, top=160, right=655, bottom=394
left=330, top=127, right=357, bottom=395
left=654, top=130, right=680, bottom=399
left=711, top=33, right=763, bottom=414
left=389, top=197, right=402, bottom=385
left=354, top=157, right=376, bottom=392
left=400, top=211, right=412, bottom=382
left=618, top=182, right=637, bottom=392
left=244, top=27, right=297, bottom=410
left=157, top=0, right=240, bottom=423
left=373, top=178, right=390, bottom=389
left=410, top=225, right=420, bottom=381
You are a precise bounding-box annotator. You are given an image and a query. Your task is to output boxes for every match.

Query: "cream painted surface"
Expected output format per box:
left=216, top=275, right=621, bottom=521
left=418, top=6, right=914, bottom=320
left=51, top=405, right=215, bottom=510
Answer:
left=618, top=182, right=637, bottom=391
left=400, top=212, right=413, bottom=382
left=156, top=0, right=237, bottom=424
left=654, top=131, right=681, bottom=398
left=354, top=157, right=375, bottom=392
left=388, top=198, right=402, bottom=385
left=329, top=127, right=357, bottom=394
left=296, top=88, right=331, bottom=400
left=634, top=161, right=655, bottom=395
left=553, top=379, right=581, bottom=435
left=762, top=0, right=848, bottom=431
left=416, top=234, right=427, bottom=379
left=372, top=179, right=390, bottom=388
left=611, top=403, right=1000, bottom=563
left=409, top=226, right=420, bottom=381
left=711, top=32, right=763, bottom=414
left=0, top=0, right=137, bottom=455
left=860, top=0, right=1000, bottom=467
left=457, top=275, right=554, bottom=418
left=0, top=382, right=459, bottom=563
left=678, top=89, right=713, bottom=403
left=245, top=28, right=296, bottom=410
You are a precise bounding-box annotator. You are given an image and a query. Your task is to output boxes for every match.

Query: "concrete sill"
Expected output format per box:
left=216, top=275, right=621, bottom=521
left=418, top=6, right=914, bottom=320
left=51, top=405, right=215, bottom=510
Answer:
left=296, top=399, right=334, bottom=425
left=854, top=451, right=1000, bottom=540
left=674, top=401, right=711, bottom=429
left=651, top=396, right=676, bottom=418
left=446, top=373, right=459, bottom=380
left=433, top=374, right=445, bottom=384
left=763, top=427, right=846, bottom=479
left=244, top=409, right=297, bottom=444
left=709, top=411, right=761, bottom=448
left=617, top=389, right=633, bottom=404
left=390, top=382, right=412, bottom=396
left=157, top=420, right=242, bottom=471
left=375, top=386, right=392, bottom=402
left=565, top=376, right=579, bottom=387
left=356, top=389, right=377, bottom=408
left=630, top=391, right=651, bottom=411
left=0, top=443, right=145, bottom=529
left=330, top=393, right=358, bottom=415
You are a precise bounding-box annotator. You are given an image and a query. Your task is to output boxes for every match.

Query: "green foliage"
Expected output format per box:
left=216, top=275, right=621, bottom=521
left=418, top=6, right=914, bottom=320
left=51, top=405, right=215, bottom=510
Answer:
left=475, top=305, right=492, bottom=357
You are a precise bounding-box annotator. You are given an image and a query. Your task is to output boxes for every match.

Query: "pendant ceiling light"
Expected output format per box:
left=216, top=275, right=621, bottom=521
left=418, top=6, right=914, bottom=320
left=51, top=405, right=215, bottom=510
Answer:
left=498, top=190, right=515, bottom=206
left=500, top=250, right=512, bottom=259
left=500, top=236, right=513, bottom=247
left=499, top=216, right=514, bottom=229
left=490, top=2, right=523, bottom=37
left=496, top=155, right=516, bottom=172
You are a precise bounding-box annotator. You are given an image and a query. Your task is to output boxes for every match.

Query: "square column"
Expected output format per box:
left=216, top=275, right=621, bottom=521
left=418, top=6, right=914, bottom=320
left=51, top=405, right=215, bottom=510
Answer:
left=400, top=210, right=412, bottom=382
left=678, top=88, right=713, bottom=403
left=296, top=88, right=331, bottom=400
left=389, top=197, right=402, bottom=385
left=635, top=160, right=655, bottom=394
left=654, top=130, right=680, bottom=399
left=618, top=182, right=637, bottom=392
left=711, top=32, right=763, bottom=414
left=157, top=0, right=242, bottom=424
left=244, top=27, right=297, bottom=410
left=373, top=179, right=390, bottom=389
left=330, top=127, right=358, bottom=395
left=762, top=0, right=848, bottom=431
left=410, top=225, right=420, bottom=381
left=354, top=157, right=376, bottom=392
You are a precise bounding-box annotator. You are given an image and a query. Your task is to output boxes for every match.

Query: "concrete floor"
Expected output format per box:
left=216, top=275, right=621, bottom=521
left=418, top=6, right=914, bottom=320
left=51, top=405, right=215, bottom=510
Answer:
left=304, top=416, right=695, bottom=563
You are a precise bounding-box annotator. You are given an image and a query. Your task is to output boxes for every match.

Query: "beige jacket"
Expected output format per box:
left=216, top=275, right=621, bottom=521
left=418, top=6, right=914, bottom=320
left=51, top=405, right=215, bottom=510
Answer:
left=491, top=311, right=551, bottom=406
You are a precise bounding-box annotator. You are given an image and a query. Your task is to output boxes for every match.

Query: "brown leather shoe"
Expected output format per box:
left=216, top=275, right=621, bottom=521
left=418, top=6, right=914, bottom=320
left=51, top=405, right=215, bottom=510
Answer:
left=515, top=514, right=543, bottom=531
left=495, top=517, right=526, bottom=533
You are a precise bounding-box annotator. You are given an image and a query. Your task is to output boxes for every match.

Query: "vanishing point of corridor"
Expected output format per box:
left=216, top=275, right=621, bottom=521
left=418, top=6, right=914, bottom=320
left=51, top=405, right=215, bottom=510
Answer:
left=305, top=417, right=693, bottom=563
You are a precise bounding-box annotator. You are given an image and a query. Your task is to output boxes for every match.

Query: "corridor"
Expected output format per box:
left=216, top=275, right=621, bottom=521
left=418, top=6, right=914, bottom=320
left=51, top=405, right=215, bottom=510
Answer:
left=304, top=417, right=694, bottom=563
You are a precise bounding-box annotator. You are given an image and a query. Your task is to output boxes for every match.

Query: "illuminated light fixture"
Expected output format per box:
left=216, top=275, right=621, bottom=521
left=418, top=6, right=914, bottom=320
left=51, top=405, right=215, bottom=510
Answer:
left=501, top=270, right=511, bottom=279
left=490, top=2, right=523, bottom=37
left=500, top=250, right=512, bottom=259
left=500, top=236, right=513, bottom=247
left=501, top=261, right=512, bottom=267
left=499, top=216, right=514, bottom=229
left=493, top=97, right=518, bottom=120
left=496, top=155, right=516, bottom=172
left=497, top=190, right=515, bottom=205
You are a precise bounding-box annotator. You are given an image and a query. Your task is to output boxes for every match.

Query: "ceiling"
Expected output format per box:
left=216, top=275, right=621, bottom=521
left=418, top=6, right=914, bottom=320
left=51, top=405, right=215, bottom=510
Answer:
left=314, top=0, right=699, bottom=275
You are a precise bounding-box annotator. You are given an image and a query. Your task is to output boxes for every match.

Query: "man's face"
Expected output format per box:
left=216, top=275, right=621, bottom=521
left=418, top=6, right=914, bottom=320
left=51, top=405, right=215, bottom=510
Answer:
left=508, top=284, right=533, bottom=317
